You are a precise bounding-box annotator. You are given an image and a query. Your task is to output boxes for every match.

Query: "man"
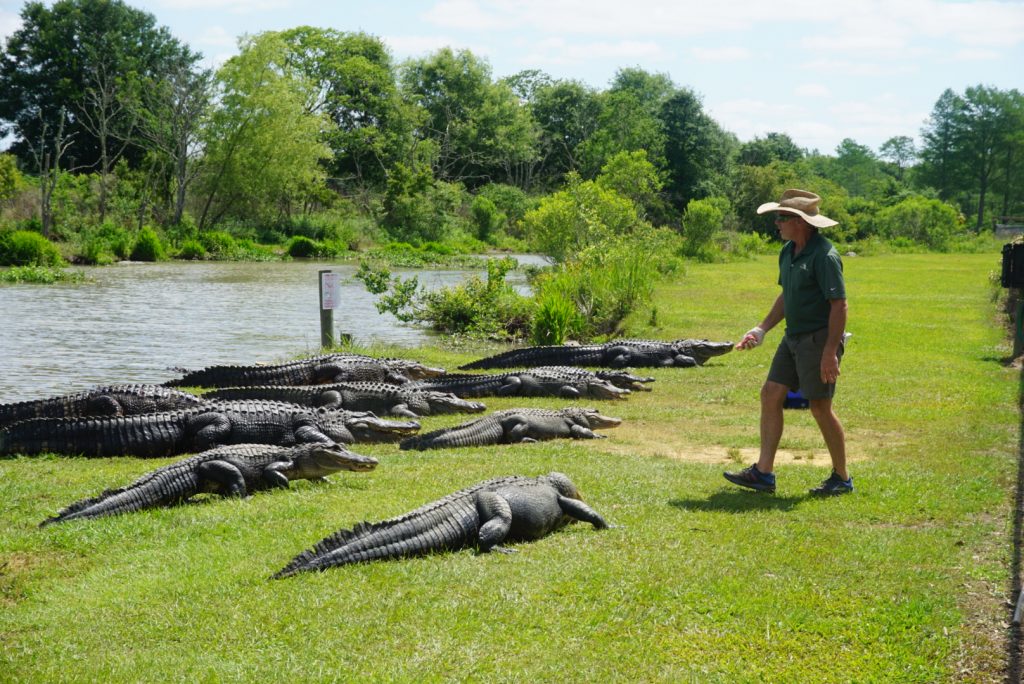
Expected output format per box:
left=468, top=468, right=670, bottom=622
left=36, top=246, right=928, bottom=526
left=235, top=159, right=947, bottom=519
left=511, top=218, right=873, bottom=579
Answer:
left=723, top=189, right=852, bottom=496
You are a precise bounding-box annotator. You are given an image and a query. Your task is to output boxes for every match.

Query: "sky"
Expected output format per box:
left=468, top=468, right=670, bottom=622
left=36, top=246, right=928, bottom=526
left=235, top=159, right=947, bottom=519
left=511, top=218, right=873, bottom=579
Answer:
left=1, top=0, right=1022, bottom=154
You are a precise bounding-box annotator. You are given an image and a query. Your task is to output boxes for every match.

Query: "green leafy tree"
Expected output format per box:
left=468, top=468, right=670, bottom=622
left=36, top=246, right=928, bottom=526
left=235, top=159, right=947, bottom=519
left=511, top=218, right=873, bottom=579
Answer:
left=680, top=198, right=724, bottom=259
left=197, top=32, right=333, bottom=227
left=595, top=150, right=663, bottom=218
left=528, top=79, right=602, bottom=187
left=738, top=133, right=804, bottom=167
left=874, top=196, right=961, bottom=249
left=399, top=48, right=538, bottom=187
left=522, top=172, right=648, bottom=262
left=0, top=0, right=197, bottom=173
left=918, top=88, right=968, bottom=201
left=276, top=27, right=412, bottom=189
left=832, top=138, right=884, bottom=197
left=578, top=90, right=666, bottom=178
left=0, top=153, right=23, bottom=202
left=878, top=135, right=916, bottom=181
left=957, top=85, right=1018, bottom=229
left=660, top=89, right=736, bottom=208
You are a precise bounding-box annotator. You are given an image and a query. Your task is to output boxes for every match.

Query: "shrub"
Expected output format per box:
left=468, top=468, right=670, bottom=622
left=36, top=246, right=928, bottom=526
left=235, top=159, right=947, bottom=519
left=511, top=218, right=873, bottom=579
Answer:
left=681, top=198, right=724, bottom=261
left=531, top=293, right=583, bottom=345
left=478, top=183, right=533, bottom=237
left=523, top=173, right=645, bottom=262
left=131, top=226, right=166, bottom=261
left=177, top=240, right=208, bottom=260
left=77, top=221, right=133, bottom=264
left=874, top=196, right=962, bottom=250
left=0, top=264, right=85, bottom=284
left=0, top=230, right=65, bottom=266
left=199, top=231, right=238, bottom=258
left=286, top=236, right=321, bottom=258
left=470, top=195, right=505, bottom=243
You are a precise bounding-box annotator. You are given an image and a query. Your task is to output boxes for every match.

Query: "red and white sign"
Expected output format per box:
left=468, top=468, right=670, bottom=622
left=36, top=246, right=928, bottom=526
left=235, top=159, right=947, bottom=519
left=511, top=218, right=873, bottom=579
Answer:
left=321, top=272, right=341, bottom=310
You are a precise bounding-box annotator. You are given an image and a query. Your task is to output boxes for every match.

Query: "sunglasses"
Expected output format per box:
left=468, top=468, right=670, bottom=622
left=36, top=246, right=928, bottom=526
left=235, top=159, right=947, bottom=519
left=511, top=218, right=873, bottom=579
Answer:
left=774, top=214, right=798, bottom=223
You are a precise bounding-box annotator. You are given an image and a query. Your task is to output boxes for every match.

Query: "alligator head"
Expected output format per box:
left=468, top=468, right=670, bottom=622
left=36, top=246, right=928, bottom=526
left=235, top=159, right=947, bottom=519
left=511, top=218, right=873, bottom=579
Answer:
left=425, top=391, right=487, bottom=413
left=343, top=411, right=421, bottom=443
left=586, top=380, right=631, bottom=400
left=287, top=442, right=379, bottom=477
left=575, top=408, right=623, bottom=429
left=387, top=360, right=447, bottom=381
left=673, top=339, right=734, bottom=364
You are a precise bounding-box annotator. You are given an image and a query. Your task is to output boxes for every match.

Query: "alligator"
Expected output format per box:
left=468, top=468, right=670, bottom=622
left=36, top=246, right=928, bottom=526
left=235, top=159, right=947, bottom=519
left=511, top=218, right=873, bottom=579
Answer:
left=0, top=400, right=421, bottom=458
left=272, top=472, right=610, bottom=577
left=203, top=382, right=486, bottom=418
left=405, top=367, right=630, bottom=400
left=458, top=338, right=733, bottom=370
left=163, top=353, right=446, bottom=388
left=40, top=442, right=378, bottom=526
left=0, top=384, right=208, bottom=430
left=399, top=407, right=621, bottom=451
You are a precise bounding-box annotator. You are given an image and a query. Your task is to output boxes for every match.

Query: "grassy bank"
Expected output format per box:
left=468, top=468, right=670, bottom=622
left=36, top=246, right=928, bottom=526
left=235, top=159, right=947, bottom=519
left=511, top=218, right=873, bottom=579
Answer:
left=0, top=252, right=1016, bottom=682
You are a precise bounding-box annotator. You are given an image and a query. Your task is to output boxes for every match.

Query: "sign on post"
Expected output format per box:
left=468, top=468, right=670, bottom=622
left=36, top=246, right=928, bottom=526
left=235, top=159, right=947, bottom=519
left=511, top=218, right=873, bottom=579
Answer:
left=319, top=270, right=340, bottom=348
left=321, top=271, right=341, bottom=310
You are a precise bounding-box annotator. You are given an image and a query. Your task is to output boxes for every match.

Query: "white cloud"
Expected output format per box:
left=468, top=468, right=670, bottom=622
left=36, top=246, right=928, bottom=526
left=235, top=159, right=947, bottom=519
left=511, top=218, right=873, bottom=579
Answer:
left=794, top=84, right=831, bottom=98
left=197, top=26, right=236, bottom=49
left=422, top=0, right=508, bottom=31
left=524, top=37, right=668, bottom=67
left=149, top=0, right=291, bottom=12
left=950, top=48, right=1000, bottom=61
left=690, top=46, right=750, bottom=62
left=801, top=58, right=918, bottom=78
left=0, top=10, right=22, bottom=44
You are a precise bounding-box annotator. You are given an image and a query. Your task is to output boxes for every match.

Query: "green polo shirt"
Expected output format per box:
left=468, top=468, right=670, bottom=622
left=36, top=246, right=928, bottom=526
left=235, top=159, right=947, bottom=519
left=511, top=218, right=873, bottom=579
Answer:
left=778, top=232, right=845, bottom=335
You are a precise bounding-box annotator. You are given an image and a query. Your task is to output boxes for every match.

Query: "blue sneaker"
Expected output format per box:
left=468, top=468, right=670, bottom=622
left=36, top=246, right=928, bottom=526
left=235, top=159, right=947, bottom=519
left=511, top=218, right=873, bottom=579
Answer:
left=723, top=464, right=776, bottom=493
left=810, top=471, right=853, bottom=496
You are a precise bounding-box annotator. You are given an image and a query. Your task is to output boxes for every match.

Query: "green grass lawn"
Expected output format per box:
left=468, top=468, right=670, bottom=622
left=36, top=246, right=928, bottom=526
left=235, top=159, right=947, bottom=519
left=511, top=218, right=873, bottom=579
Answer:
left=0, top=253, right=1017, bottom=682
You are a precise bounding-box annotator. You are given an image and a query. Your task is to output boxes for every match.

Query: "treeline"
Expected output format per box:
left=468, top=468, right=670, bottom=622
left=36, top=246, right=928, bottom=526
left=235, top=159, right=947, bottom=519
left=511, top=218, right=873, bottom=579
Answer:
left=0, top=0, right=1022, bottom=263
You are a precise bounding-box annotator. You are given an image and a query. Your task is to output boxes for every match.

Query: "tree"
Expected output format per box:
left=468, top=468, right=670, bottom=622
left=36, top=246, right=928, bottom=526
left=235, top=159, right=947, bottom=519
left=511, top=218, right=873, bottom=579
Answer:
left=578, top=89, right=665, bottom=179
left=659, top=89, right=735, bottom=208
left=197, top=32, right=332, bottom=227
left=595, top=149, right=663, bottom=218
left=529, top=79, right=602, bottom=187
left=918, top=88, right=967, bottom=201
left=957, top=85, right=1017, bottom=229
left=276, top=27, right=412, bottom=189
left=399, top=48, right=538, bottom=187
left=0, top=0, right=197, bottom=174
left=878, top=135, right=916, bottom=181
left=832, top=138, right=883, bottom=197
left=133, top=64, right=214, bottom=225
left=738, top=133, right=803, bottom=167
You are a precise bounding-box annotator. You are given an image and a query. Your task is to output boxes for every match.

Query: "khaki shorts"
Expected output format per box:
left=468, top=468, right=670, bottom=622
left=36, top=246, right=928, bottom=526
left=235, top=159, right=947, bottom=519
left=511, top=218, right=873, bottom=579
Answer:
left=767, top=327, right=844, bottom=401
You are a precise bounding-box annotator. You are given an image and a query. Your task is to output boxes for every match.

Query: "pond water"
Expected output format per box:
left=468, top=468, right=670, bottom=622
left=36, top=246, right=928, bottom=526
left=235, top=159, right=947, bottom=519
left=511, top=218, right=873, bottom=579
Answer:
left=0, top=256, right=548, bottom=403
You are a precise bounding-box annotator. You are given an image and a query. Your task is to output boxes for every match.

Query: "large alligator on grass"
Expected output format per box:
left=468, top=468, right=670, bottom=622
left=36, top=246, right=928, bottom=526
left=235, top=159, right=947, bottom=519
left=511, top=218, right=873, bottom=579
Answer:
left=164, top=353, right=445, bottom=388
left=406, top=367, right=632, bottom=400
left=0, top=384, right=208, bottom=430
left=458, top=338, right=733, bottom=370
left=273, top=472, right=610, bottom=577
left=204, top=382, right=486, bottom=418
left=41, top=442, right=378, bottom=526
left=399, top=407, right=621, bottom=451
left=0, top=400, right=420, bottom=458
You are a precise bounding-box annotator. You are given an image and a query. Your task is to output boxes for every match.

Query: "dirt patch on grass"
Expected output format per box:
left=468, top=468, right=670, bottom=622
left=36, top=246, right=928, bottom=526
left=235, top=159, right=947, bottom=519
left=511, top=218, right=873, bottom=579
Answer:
left=598, top=427, right=869, bottom=466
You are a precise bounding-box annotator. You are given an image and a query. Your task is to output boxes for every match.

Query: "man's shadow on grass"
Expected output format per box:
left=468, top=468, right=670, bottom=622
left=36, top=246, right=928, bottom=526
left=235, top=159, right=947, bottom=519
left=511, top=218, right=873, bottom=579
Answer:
left=669, top=489, right=804, bottom=513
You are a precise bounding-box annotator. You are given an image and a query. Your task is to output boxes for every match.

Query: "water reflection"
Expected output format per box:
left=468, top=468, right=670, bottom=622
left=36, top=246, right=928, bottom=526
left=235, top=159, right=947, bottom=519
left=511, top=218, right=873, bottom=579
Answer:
left=0, top=256, right=547, bottom=402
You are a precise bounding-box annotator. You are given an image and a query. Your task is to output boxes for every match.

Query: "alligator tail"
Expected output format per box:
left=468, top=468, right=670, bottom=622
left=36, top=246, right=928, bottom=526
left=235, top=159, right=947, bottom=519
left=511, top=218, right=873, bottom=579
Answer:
left=399, top=416, right=505, bottom=450
left=40, top=463, right=201, bottom=525
left=273, top=498, right=480, bottom=578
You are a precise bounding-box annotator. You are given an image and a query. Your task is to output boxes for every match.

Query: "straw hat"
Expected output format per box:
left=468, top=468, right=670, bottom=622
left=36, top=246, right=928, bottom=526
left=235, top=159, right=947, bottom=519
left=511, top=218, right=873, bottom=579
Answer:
left=756, top=189, right=838, bottom=228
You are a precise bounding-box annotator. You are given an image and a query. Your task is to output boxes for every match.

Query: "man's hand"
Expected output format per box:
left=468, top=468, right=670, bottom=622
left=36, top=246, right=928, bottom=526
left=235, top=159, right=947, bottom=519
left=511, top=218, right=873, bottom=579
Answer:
left=735, top=326, right=765, bottom=350
left=820, top=353, right=840, bottom=384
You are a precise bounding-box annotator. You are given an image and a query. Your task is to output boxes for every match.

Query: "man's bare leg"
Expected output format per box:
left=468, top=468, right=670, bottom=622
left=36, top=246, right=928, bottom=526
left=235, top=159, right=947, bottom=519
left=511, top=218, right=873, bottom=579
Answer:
left=756, top=381, right=789, bottom=474
left=809, top=397, right=848, bottom=480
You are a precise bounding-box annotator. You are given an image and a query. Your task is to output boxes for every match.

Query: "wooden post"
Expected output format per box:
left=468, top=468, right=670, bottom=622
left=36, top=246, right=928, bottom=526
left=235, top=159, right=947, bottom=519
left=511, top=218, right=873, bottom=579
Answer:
left=319, top=270, right=335, bottom=349
left=1016, top=294, right=1024, bottom=358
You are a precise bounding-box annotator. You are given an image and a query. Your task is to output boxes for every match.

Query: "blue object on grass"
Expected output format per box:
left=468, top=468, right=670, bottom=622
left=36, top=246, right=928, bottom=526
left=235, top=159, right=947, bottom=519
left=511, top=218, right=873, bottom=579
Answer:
left=784, top=390, right=809, bottom=409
